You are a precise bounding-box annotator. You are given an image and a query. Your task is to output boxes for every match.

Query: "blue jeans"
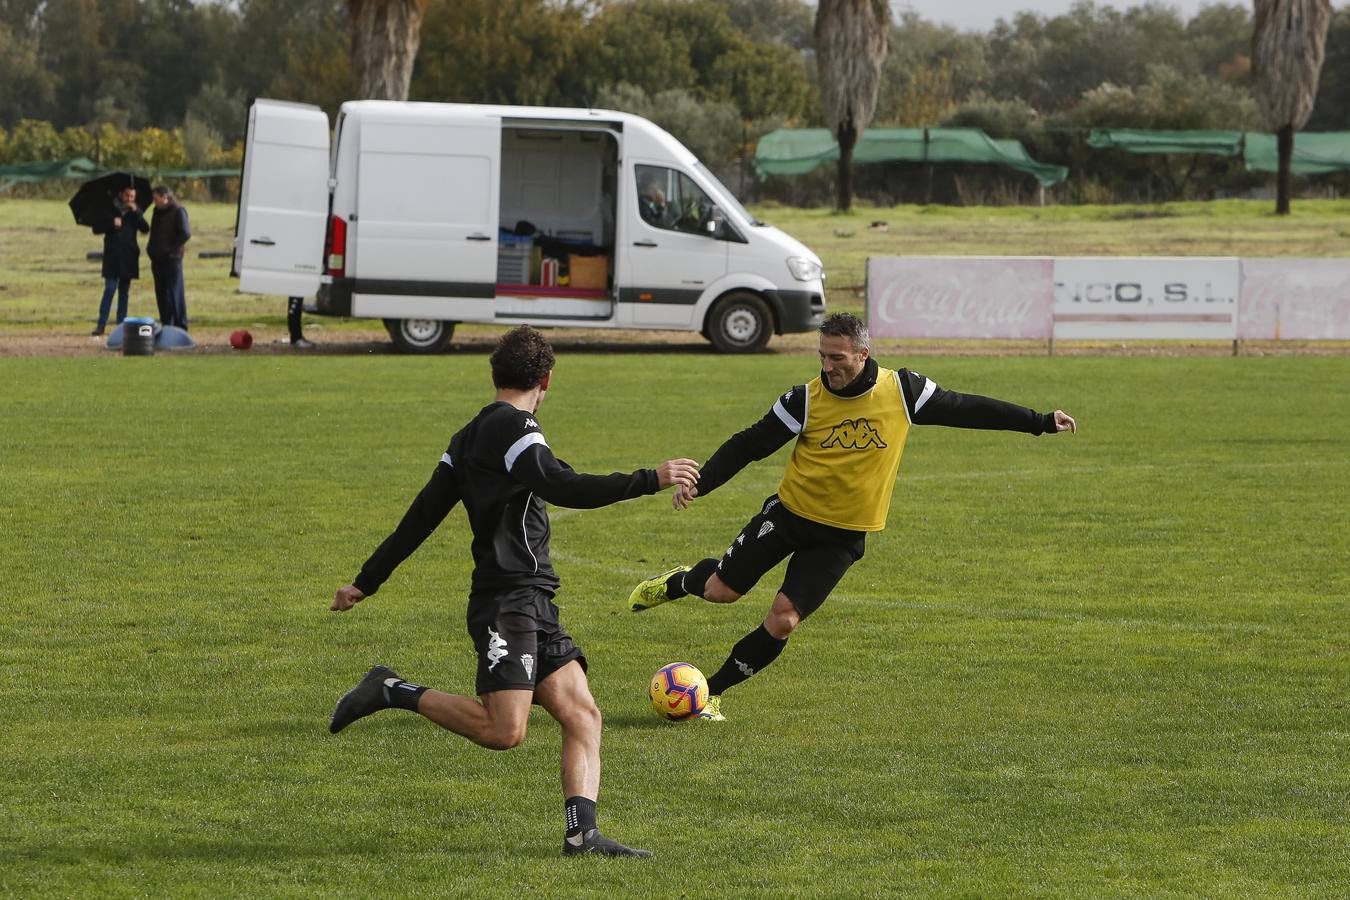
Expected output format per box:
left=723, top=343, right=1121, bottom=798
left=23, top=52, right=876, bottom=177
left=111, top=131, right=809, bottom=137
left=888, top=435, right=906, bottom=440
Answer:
left=96, top=277, right=130, bottom=332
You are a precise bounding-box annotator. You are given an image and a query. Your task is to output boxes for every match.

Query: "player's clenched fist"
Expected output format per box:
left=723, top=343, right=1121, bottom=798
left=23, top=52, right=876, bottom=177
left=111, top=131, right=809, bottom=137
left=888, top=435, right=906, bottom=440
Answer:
left=331, top=584, right=366, bottom=612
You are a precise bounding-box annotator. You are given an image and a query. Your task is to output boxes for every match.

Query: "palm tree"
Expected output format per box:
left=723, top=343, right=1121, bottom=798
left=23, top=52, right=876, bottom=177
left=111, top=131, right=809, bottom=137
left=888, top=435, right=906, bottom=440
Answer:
left=1251, top=0, right=1333, bottom=214
left=815, top=0, right=891, bottom=212
left=348, top=0, right=427, bottom=100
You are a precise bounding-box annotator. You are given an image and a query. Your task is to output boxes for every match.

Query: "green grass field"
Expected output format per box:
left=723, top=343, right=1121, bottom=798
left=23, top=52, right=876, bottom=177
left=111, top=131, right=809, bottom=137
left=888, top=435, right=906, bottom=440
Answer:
left=3, top=351, right=1347, bottom=896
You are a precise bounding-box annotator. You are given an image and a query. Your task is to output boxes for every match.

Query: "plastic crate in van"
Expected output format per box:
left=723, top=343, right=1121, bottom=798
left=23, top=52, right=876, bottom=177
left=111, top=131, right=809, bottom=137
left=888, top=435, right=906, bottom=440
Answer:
left=497, top=230, right=534, bottom=284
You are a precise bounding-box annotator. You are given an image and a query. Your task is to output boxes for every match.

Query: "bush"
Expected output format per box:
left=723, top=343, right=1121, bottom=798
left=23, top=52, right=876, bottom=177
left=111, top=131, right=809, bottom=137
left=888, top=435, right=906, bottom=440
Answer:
left=0, top=119, right=242, bottom=202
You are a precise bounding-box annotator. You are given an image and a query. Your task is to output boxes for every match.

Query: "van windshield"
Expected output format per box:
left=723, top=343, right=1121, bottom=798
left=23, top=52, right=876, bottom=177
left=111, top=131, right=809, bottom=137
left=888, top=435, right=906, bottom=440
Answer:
left=695, top=163, right=764, bottom=227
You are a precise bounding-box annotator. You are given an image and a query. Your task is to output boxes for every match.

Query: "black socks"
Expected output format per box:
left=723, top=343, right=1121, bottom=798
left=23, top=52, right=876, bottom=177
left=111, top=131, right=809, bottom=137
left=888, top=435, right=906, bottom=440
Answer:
left=707, top=624, right=787, bottom=696
left=384, top=676, right=428, bottom=711
left=565, top=796, right=597, bottom=838
left=287, top=296, right=304, bottom=341
left=667, top=557, right=720, bottom=599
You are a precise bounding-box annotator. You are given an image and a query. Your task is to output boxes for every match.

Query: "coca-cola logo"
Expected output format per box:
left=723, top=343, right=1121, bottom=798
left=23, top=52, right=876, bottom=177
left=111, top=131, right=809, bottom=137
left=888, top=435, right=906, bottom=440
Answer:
left=876, top=279, right=1038, bottom=325
left=869, top=261, right=1050, bottom=335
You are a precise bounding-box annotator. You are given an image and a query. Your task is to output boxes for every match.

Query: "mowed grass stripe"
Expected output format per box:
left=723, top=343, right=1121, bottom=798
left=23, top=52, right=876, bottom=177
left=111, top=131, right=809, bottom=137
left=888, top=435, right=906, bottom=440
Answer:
left=2, top=353, right=1347, bottom=897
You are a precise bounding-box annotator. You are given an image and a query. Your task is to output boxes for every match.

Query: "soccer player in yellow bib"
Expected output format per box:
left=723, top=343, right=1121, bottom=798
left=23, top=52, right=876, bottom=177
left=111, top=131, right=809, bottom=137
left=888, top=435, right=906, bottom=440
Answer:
left=628, top=312, right=1076, bottom=721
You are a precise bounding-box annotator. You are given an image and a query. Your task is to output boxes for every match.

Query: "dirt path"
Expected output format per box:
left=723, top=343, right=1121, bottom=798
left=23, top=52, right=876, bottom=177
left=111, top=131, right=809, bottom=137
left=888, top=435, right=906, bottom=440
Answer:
left=2, top=324, right=1345, bottom=358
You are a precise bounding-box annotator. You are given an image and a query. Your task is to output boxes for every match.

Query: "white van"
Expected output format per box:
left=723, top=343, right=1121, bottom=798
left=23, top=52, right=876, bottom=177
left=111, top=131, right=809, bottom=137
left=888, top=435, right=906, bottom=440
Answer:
left=233, top=98, right=825, bottom=353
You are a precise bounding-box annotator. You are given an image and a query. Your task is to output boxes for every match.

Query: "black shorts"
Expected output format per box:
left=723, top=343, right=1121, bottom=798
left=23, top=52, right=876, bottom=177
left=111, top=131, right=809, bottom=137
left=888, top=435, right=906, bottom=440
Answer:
left=714, top=494, right=866, bottom=619
left=466, top=586, right=587, bottom=696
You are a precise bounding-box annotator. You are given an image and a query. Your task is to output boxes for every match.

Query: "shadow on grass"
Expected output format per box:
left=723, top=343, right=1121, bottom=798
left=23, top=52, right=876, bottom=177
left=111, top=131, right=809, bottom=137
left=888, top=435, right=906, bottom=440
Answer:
left=0, top=832, right=571, bottom=866
left=601, top=710, right=703, bottom=729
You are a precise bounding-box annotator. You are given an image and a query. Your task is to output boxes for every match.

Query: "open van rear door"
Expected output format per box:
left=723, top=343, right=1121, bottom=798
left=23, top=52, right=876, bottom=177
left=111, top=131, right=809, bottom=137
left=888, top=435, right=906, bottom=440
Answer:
left=234, top=100, right=330, bottom=296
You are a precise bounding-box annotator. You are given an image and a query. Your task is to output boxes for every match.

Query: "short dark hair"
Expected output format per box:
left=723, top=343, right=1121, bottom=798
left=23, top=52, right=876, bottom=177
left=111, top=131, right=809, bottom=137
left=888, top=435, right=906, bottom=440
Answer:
left=152, top=186, right=173, bottom=200
left=491, top=326, right=555, bottom=390
left=819, top=312, right=870, bottom=351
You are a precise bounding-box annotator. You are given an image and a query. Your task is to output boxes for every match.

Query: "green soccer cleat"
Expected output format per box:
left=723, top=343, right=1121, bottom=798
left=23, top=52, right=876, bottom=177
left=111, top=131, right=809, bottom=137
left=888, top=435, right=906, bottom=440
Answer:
left=627, top=566, right=689, bottom=612
left=695, top=694, right=725, bottom=722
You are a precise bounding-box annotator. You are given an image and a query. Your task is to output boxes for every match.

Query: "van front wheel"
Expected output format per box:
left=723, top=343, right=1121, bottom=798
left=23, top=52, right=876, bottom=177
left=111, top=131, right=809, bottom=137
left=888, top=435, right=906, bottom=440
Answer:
left=706, top=293, right=773, bottom=353
left=384, top=318, right=455, bottom=354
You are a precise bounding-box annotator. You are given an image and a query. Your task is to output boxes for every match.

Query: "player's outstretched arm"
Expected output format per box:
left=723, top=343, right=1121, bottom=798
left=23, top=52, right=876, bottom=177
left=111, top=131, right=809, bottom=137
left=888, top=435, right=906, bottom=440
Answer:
left=515, top=446, right=697, bottom=509
left=338, top=463, right=461, bottom=606
left=692, top=391, right=801, bottom=499
left=332, top=584, right=366, bottom=612
left=904, top=371, right=1077, bottom=437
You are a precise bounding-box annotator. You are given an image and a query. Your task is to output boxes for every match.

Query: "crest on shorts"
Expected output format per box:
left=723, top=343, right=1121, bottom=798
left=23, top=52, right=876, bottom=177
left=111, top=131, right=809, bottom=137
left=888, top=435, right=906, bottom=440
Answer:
left=521, top=653, right=535, bottom=680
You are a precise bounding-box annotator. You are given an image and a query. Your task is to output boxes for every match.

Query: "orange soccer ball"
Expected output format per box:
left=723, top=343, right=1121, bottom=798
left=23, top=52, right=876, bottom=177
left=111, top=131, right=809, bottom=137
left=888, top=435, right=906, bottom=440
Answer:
left=648, top=662, right=709, bottom=721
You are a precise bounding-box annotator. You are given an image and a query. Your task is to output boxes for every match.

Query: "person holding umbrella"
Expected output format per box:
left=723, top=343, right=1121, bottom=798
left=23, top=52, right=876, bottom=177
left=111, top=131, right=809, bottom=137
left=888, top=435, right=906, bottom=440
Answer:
left=92, top=184, right=149, bottom=337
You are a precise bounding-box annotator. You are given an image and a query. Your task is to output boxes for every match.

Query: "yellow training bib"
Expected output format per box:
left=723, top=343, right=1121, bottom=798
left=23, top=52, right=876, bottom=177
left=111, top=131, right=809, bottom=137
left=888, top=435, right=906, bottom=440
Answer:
left=777, top=368, right=910, bottom=531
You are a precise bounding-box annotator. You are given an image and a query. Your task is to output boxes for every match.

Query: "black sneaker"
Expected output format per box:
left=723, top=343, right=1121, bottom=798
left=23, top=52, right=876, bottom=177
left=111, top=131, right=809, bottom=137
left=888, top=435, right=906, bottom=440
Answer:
left=329, top=665, right=399, bottom=734
left=562, top=829, right=653, bottom=859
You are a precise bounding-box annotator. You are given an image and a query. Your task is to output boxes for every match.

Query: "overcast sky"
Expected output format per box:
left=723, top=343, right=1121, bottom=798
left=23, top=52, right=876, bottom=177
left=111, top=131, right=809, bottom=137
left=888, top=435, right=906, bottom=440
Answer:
left=892, top=0, right=1216, bottom=31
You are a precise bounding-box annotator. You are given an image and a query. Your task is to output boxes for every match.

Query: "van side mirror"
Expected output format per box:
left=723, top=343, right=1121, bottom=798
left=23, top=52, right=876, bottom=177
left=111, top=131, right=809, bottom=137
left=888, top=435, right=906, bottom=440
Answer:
left=707, top=207, right=724, bottom=237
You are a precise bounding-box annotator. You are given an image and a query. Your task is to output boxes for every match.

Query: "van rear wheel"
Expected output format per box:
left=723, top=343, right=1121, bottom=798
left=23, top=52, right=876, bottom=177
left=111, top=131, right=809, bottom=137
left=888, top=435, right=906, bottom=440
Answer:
left=706, top=292, right=773, bottom=353
left=384, top=318, right=455, bottom=354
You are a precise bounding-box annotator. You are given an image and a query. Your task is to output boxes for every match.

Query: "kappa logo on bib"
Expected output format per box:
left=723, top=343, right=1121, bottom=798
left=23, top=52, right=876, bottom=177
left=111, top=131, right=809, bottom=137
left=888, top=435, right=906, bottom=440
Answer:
left=821, top=417, right=888, bottom=450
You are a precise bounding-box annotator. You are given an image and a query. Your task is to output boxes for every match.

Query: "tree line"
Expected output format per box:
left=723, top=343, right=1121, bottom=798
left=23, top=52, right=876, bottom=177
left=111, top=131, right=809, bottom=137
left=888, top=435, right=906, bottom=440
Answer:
left=2, top=0, right=1348, bottom=204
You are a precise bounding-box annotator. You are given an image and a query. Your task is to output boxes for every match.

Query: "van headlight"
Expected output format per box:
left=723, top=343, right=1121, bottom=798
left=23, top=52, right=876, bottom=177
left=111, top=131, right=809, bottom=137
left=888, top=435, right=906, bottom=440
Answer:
left=787, top=257, right=823, bottom=282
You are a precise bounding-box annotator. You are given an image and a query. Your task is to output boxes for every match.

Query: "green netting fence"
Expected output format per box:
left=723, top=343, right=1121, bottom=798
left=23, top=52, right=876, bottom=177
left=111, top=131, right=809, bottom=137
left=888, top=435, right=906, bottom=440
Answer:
left=754, top=128, right=1070, bottom=187
left=1088, top=129, right=1350, bottom=175
left=0, top=158, right=240, bottom=193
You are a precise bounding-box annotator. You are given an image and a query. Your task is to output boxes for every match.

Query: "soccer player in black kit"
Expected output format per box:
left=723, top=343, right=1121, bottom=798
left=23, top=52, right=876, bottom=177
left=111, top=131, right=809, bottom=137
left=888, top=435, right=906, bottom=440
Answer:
left=328, top=326, right=699, bottom=859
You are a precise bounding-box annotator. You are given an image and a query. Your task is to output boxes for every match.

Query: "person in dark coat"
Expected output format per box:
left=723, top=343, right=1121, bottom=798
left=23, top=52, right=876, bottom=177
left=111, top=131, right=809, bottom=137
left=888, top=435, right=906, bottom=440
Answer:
left=93, top=185, right=149, bottom=337
left=148, top=186, right=192, bottom=330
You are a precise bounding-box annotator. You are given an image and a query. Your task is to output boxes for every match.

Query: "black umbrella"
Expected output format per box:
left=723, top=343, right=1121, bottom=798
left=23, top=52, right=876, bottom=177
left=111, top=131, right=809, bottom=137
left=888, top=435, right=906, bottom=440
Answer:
left=69, top=172, right=152, bottom=235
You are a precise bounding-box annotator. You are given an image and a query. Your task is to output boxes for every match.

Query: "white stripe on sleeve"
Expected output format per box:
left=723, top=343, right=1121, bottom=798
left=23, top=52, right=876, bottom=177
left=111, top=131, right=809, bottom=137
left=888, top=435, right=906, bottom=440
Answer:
left=504, top=432, right=548, bottom=471
left=914, top=377, right=937, bottom=413
left=771, top=397, right=803, bottom=434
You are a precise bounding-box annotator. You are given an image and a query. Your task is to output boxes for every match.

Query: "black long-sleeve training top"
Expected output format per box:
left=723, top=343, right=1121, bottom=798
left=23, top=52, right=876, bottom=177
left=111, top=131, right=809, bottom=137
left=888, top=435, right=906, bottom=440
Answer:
left=353, top=401, right=660, bottom=599
left=696, top=357, right=1058, bottom=497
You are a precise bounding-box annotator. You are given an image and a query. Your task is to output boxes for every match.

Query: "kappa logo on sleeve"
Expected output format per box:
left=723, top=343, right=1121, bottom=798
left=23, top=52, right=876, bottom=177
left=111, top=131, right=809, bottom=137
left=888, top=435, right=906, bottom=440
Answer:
left=524, top=417, right=538, bottom=429
left=821, top=418, right=888, bottom=450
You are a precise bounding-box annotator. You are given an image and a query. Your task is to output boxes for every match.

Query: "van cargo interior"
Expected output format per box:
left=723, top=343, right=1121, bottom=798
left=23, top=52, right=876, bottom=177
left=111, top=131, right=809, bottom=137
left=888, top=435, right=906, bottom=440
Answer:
left=497, top=125, right=618, bottom=299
